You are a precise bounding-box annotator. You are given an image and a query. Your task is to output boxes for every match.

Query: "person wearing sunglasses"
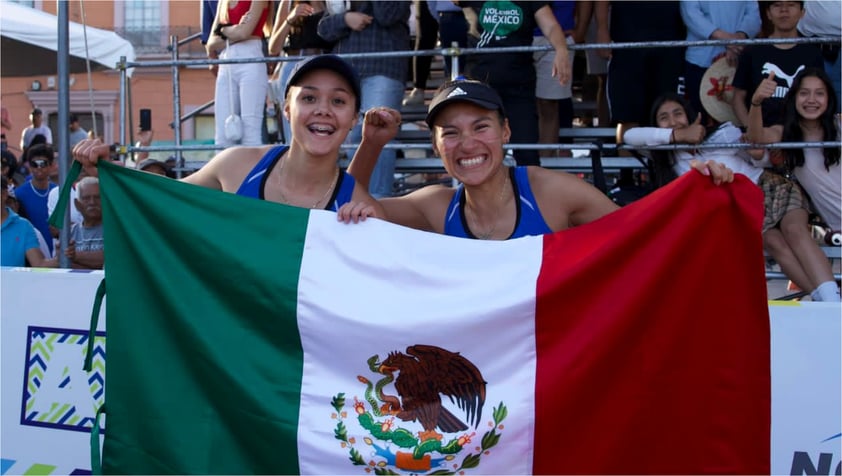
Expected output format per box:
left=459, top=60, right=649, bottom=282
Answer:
left=14, top=144, right=57, bottom=256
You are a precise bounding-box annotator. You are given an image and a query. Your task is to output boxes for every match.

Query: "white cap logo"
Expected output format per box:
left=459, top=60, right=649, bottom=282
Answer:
left=446, top=87, right=468, bottom=99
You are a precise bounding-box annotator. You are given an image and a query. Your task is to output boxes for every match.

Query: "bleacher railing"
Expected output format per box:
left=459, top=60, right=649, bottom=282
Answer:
left=115, top=35, right=841, bottom=164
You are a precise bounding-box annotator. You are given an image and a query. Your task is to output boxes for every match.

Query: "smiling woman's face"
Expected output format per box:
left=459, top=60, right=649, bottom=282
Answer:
left=655, top=101, right=689, bottom=129
left=794, top=76, right=829, bottom=121
left=432, top=102, right=510, bottom=186
left=285, top=69, right=359, bottom=155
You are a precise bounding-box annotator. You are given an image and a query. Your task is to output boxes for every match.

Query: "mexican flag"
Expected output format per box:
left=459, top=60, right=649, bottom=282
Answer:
left=94, top=162, right=770, bottom=474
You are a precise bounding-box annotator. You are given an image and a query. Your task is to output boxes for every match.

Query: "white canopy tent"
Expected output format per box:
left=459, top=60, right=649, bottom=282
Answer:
left=0, top=0, right=135, bottom=77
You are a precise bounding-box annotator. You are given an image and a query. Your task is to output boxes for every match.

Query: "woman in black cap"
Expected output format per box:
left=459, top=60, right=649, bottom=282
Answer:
left=343, top=78, right=733, bottom=240
left=74, top=55, right=388, bottom=217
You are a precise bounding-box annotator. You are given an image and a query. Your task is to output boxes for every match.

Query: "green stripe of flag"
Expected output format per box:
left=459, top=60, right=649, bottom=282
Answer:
left=97, top=162, right=310, bottom=473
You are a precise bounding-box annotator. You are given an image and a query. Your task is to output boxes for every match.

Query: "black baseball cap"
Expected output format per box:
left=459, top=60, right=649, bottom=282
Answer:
left=426, top=80, right=506, bottom=128
left=284, top=54, right=362, bottom=112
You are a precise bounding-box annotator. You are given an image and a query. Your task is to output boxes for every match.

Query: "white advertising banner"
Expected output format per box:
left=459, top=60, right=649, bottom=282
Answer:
left=1, top=269, right=105, bottom=475
left=770, top=301, right=841, bottom=476
left=1, top=269, right=840, bottom=474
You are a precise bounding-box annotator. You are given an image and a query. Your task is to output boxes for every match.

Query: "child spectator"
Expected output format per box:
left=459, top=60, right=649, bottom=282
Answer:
left=731, top=0, right=823, bottom=127
left=797, top=0, right=841, bottom=112
left=747, top=67, right=840, bottom=238
left=14, top=144, right=57, bottom=256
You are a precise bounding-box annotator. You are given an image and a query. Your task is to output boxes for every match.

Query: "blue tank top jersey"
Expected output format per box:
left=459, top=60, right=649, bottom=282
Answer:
left=444, top=166, right=553, bottom=239
left=235, top=145, right=356, bottom=211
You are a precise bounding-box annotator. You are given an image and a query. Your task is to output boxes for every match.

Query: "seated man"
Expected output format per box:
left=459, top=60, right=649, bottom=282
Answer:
left=66, top=176, right=104, bottom=270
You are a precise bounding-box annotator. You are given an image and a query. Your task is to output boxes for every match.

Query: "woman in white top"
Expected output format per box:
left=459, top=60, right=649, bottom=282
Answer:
left=747, top=67, right=840, bottom=233
left=625, top=92, right=840, bottom=302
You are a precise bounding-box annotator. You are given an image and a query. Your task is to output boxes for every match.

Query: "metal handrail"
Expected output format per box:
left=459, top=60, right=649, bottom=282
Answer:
left=119, top=36, right=840, bottom=69
left=115, top=34, right=842, bottom=165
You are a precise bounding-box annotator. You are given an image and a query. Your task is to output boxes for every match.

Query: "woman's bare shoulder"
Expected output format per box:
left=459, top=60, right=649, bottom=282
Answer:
left=184, top=145, right=277, bottom=190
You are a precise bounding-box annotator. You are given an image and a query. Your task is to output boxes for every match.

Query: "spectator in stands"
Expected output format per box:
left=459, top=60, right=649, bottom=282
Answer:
left=403, top=0, right=440, bottom=106
left=65, top=177, right=104, bottom=270
left=798, top=0, right=841, bottom=113
left=342, top=79, right=733, bottom=238
left=68, top=114, right=89, bottom=149
left=14, top=144, right=57, bottom=256
left=681, top=1, right=761, bottom=126
left=747, top=67, right=840, bottom=239
left=206, top=0, right=272, bottom=147
left=595, top=1, right=685, bottom=146
left=459, top=1, right=571, bottom=167
left=268, top=0, right=333, bottom=144
left=18, top=133, right=49, bottom=182
left=318, top=1, right=411, bottom=198
left=19, top=108, right=52, bottom=151
left=1, top=176, right=57, bottom=267
left=74, top=55, right=384, bottom=219
left=533, top=1, right=576, bottom=158
left=624, top=92, right=839, bottom=302
left=731, top=0, right=823, bottom=127
left=428, top=1, right=468, bottom=78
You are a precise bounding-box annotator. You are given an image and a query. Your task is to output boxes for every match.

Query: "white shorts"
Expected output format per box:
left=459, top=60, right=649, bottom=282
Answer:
left=533, top=35, right=574, bottom=100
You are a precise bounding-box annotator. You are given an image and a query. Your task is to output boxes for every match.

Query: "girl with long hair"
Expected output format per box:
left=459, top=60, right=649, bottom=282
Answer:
left=747, top=67, right=840, bottom=234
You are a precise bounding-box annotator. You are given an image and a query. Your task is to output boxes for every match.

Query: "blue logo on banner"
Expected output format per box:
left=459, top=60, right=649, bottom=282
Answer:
left=21, top=326, right=106, bottom=433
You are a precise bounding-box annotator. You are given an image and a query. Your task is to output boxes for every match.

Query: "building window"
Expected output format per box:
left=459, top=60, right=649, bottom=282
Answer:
left=123, top=0, right=162, bottom=49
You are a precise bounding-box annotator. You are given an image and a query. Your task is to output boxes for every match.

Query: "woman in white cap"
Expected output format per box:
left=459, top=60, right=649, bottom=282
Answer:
left=343, top=78, right=732, bottom=239
left=74, top=55, right=384, bottom=217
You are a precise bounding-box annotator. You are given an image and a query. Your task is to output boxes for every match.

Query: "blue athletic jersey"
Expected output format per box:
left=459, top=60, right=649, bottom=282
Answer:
left=444, top=166, right=553, bottom=239
left=235, top=145, right=355, bottom=211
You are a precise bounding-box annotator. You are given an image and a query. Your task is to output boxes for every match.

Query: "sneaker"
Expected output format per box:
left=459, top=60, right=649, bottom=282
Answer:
left=402, top=88, right=425, bottom=106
